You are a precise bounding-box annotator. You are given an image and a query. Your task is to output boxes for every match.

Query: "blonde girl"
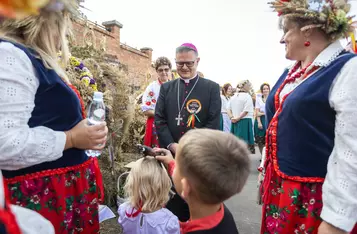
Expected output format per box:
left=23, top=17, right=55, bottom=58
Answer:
left=118, top=157, right=180, bottom=234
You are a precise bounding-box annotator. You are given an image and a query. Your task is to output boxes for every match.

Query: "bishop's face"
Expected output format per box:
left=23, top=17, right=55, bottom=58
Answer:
left=175, top=51, right=200, bottom=79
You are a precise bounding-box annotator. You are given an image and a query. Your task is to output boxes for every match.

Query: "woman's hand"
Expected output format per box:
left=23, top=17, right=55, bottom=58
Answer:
left=258, top=172, right=263, bottom=183
left=256, top=112, right=264, bottom=117
left=231, top=117, right=240, bottom=123
left=318, top=221, right=348, bottom=234
left=258, top=122, right=263, bottom=129
left=65, top=119, right=108, bottom=150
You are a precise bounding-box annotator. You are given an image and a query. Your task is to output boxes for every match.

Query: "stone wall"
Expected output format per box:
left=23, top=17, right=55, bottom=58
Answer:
left=71, top=18, right=156, bottom=90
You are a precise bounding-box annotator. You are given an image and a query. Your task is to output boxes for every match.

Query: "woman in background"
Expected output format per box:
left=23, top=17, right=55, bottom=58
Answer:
left=254, top=83, right=270, bottom=155
left=220, top=83, right=233, bottom=132
left=228, top=80, right=255, bottom=153
left=142, top=57, right=172, bottom=148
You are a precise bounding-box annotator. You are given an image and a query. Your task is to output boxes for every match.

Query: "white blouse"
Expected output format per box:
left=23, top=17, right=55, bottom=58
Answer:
left=220, top=95, right=229, bottom=113
left=141, top=80, right=161, bottom=112
left=0, top=42, right=66, bottom=170
left=227, top=92, right=254, bottom=119
left=278, top=41, right=357, bottom=232
left=255, top=94, right=266, bottom=114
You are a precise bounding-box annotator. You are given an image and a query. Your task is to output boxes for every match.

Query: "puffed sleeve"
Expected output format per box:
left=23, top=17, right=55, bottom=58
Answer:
left=141, top=82, right=155, bottom=112
left=165, top=215, right=180, bottom=234
left=0, top=42, right=66, bottom=170
left=117, top=202, right=127, bottom=223
left=320, top=56, right=357, bottom=232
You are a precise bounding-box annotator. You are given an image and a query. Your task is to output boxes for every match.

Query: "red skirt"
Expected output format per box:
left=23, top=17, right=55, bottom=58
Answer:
left=261, top=163, right=357, bottom=234
left=143, top=117, right=159, bottom=148
left=5, top=158, right=104, bottom=234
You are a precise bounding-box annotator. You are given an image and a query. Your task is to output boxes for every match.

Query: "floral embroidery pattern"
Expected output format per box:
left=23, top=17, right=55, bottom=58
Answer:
left=7, top=161, right=101, bottom=234
left=144, top=90, right=156, bottom=108
left=262, top=169, right=323, bottom=234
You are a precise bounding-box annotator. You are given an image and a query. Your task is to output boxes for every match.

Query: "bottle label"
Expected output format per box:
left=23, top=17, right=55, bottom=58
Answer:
left=93, top=109, right=105, bottom=122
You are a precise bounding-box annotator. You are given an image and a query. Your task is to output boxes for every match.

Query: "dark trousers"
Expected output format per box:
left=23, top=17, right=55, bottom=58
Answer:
left=166, top=186, right=190, bottom=222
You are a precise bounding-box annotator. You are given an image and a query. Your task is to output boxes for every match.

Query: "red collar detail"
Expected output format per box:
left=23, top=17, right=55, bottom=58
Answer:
left=180, top=203, right=224, bottom=233
left=158, top=79, right=163, bottom=85
left=125, top=202, right=143, bottom=218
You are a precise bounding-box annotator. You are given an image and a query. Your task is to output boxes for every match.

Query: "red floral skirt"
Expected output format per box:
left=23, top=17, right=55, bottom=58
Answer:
left=5, top=158, right=104, bottom=234
left=261, top=170, right=323, bottom=234
left=144, top=117, right=159, bottom=148
left=261, top=164, right=357, bottom=234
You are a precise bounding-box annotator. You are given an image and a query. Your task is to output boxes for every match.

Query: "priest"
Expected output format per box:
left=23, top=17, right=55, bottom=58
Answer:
left=155, top=43, right=221, bottom=221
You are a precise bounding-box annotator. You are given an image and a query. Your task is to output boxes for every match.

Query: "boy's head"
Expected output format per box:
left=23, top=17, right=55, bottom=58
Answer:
left=124, top=157, right=172, bottom=212
left=173, top=129, right=250, bottom=204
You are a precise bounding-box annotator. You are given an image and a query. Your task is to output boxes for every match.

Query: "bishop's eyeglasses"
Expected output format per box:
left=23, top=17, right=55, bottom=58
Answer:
left=175, top=60, right=196, bottom=68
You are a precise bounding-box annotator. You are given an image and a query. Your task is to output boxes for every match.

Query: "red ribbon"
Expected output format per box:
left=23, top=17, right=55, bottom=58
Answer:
left=125, top=201, right=143, bottom=218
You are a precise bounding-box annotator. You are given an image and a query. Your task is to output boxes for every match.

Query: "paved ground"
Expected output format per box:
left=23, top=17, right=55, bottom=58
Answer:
left=225, top=151, right=262, bottom=234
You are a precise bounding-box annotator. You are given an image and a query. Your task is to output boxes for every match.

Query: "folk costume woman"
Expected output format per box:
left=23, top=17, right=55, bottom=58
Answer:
left=227, top=80, right=255, bottom=154
left=0, top=1, right=108, bottom=233
left=142, top=57, right=171, bottom=148
left=220, top=83, right=233, bottom=132
left=254, top=83, right=270, bottom=155
left=261, top=0, right=357, bottom=233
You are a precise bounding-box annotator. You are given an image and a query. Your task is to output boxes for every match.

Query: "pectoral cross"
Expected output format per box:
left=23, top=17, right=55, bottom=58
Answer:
left=175, top=114, right=183, bottom=126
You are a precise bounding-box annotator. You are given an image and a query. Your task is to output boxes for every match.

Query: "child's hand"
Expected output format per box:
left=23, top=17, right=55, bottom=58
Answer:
left=153, top=148, right=174, bottom=166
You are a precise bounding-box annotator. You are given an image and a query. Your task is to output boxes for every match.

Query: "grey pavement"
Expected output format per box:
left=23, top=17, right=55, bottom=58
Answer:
left=225, top=151, right=262, bottom=234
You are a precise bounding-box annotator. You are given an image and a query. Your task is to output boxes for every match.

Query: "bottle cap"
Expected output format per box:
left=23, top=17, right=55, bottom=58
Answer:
left=93, top=92, right=103, bottom=100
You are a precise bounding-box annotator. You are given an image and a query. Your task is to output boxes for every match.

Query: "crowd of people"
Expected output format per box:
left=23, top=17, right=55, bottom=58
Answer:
left=0, top=0, right=356, bottom=234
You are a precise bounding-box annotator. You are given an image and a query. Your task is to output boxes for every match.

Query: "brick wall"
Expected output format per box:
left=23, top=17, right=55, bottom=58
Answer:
left=71, top=18, right=156, bottom=90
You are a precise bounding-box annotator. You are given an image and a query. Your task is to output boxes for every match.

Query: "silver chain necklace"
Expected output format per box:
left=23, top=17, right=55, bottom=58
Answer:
left=175, top=76, right=200, bottom=126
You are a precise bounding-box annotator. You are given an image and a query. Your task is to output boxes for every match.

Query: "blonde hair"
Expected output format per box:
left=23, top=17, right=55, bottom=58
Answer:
left=124, top=157, right=172, bottom=212
left=0, top=10, right=72, bottom=81
left=178, top=129, right=250, bottom=204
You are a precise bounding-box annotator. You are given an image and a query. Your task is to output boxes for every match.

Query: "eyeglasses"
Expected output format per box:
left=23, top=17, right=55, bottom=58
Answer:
left=157, top=68, right=170, bottom=73
left=175, top=60, right=196, bottom=68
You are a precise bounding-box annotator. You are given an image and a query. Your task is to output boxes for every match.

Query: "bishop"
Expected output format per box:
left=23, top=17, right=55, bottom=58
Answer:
left=155, top=43, right=221, bottom=222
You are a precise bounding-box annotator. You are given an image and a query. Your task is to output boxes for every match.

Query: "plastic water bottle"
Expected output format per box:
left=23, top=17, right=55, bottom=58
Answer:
left=85, top=92, right=106, bottom=157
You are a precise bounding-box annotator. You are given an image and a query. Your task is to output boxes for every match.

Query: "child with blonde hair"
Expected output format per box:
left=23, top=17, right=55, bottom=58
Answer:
left=118, top=157, right=180, bottom=234
left=155, top=129, right=251, bottom=234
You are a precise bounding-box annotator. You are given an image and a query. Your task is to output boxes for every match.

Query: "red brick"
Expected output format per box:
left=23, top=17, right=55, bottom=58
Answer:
left=71, top=18, right=156, bottom=88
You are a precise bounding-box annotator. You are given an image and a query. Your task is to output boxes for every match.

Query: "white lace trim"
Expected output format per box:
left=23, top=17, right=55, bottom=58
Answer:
left=312, top=41, right=345, bottom=67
